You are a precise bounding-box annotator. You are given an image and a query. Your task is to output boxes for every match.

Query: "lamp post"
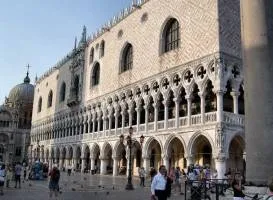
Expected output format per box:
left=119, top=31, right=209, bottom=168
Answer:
left=119, top=127, right=145, bottom=190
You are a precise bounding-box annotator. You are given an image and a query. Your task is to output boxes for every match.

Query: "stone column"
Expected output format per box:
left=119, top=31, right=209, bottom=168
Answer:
left=144, top=105, right=149, bottom=133
left=231, top=91, right=240, bottom=114
left=163, top=155, right=169, bottom=172
left=199, top=92, right=205, bottom=124
left=136, top=107, right=141, bottom=132
left=153, top=103, right=158, bottom=131
left=97, top=117, right=101, bottom=132
left=88, top=120, right=92, bottom=133
left=214, top=156, right=227, bottom=179
left=90, top=157, right=95, bottom=173
left=81, top=157, right=86, bottom=173
left=143, top=156, right=150, bottom=175
left=121, top=110, right=125, bottom=133
left=114, top=112, right=118, bottom=134
left=49, top=157, right=53, bottom=170
left=92, top=118, right=96, bottom=133
left=59, top=159, right=63, bottom=170
left=174, top=98, right=180, bottom=128
left=75, top=124, right=78, bottom=135
left=112, top=157, right=119, bottom=176
left=108, top=115, right=112, bottom=130
left=128, top=108, right=133, bottom=127
left=65, top=159, right=69, bottom=170
left=163, top=101, right=168, bottom=129
left=72, top=157, right=77, bottom=171
left=102, top=117, right=106, bottom=133
left=186, top=96, right=192, bottom=126
left=186, top=155, right=194, bottom=166
left=241, top=0, right=273, bottom=184
left=72, top=125, right=75, bottom=135
left=83, top=122, right=86, bottom=134
left=216, top=91, right=224, bottom=122
left=100, top=158, right=107, bottom=175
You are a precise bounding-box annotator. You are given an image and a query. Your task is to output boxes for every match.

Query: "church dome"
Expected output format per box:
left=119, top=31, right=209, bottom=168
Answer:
left=8, top=72, right=34, bottom=104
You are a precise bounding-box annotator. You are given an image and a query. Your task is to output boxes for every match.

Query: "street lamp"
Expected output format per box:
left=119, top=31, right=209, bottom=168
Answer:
left=119, top=127, right=145, bottom=190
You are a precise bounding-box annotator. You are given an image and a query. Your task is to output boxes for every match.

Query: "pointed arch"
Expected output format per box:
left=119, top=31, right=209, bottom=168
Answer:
left=47, top=90, right=53, bottom=108
left=120, top=43, right=133, bottom=73
left=160, top=17, right=180, bottom=54
left=38, top=97, right=42, bottom=112
left=187, top=131, right=215, bottom=157
left=59, top=82, right=66, bottom=102
left=91, top=62, right=100, bottom=86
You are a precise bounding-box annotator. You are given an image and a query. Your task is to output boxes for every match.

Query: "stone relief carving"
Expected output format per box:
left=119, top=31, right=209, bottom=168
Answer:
left=215, top=122, right=226, bottom=152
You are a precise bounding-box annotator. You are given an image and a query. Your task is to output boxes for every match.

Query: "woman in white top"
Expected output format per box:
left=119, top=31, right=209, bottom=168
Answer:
left=151, top=165, right=167, bottom=200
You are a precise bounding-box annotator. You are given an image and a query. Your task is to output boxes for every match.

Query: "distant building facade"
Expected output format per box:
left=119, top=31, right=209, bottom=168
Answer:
left=0, top=71, right=34, bottom=165
left=30, top=0, right=245, bottom=178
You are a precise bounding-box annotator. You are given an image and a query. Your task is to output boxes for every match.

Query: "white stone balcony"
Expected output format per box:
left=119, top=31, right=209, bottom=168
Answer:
left=40, top=111, right=244, bottom=145
left=223, top=112, right=245, bottom=126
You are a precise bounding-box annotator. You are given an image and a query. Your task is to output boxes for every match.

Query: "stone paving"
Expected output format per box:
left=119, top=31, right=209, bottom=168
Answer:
left=0, top=172, right=267, bottom=200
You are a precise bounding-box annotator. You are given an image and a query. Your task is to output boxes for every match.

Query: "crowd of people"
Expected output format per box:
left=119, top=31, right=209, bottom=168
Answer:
left=1, top=161, right=273, bottom=199
left=0, top=161, right=59, bottom=199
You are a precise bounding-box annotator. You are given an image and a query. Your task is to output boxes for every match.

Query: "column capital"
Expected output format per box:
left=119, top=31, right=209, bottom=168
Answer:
left=213, top=89, right=226, bottom=95
left=161, top=154, right=169, bottom=160
left=112, top=156, right=119, bottom=160
left=185, top=94, right=192, bottom=100
left=230, top=91, right=240, bottom=97
left=198, top=91, right=206, bottom=98
left=173, top=97, right=181, bottom=103
left=213, top=152, right=227, bottom=162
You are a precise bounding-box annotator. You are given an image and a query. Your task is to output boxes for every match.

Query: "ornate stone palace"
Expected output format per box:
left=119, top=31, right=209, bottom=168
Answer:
left=30, top=0, right=244, bottom=178
left=0, top=70, right=34, bottom=165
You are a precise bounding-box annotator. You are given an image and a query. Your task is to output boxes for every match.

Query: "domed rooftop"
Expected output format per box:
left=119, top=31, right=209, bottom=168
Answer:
left=8, top=71, right=34, bottom=104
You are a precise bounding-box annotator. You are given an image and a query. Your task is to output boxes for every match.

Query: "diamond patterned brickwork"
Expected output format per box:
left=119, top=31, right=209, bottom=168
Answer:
left=218, top=0, right=242, bottom=58
left=85, top=0, right=220, bottom=102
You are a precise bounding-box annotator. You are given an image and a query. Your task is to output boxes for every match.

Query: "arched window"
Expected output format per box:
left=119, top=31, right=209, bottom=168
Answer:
left=38, top=97, right=42, bottom=112
left=47, top=90, right=53, bottom=108
left=89, top=47, right=94, bottom=64
left=100, top=40, right=105, bottom=58
left=92, top=63, right=100, bottom=86
left=121, top=43, right=133, bottom=73
left=60, top=82, right=66, bottom=102
left=162, top=18, right=180, bottom=53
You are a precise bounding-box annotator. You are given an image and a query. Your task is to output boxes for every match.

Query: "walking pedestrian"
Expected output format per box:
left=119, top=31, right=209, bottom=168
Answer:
left=138, top=167, right=146, bottom=187
left=49, top=165, right=60, bottom=199
left=6, top=166, right=12, bottom=188
left=150, top=167, right=157, bottom=183
left=0, top=165, right=5, bottom=195
left=174, top=167, right=184, bottom=195
left=232, top=172, right=245, bottom=200
left=151, top=165, right=168, bottom=200
left=14, top=162, right=22, bottom=188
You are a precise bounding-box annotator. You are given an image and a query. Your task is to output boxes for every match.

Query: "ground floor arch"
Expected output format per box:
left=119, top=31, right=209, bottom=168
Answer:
left=101, top=143, right=113, bottom=175
left=227, top=135, right=245, bottom=175
left=166, top=137, right=186, bottom=170
left=190, top=135, right=213, bottom=167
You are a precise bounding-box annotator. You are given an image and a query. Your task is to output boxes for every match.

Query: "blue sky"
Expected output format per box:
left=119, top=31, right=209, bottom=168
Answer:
left=0, top=0, right=132, bottom=104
